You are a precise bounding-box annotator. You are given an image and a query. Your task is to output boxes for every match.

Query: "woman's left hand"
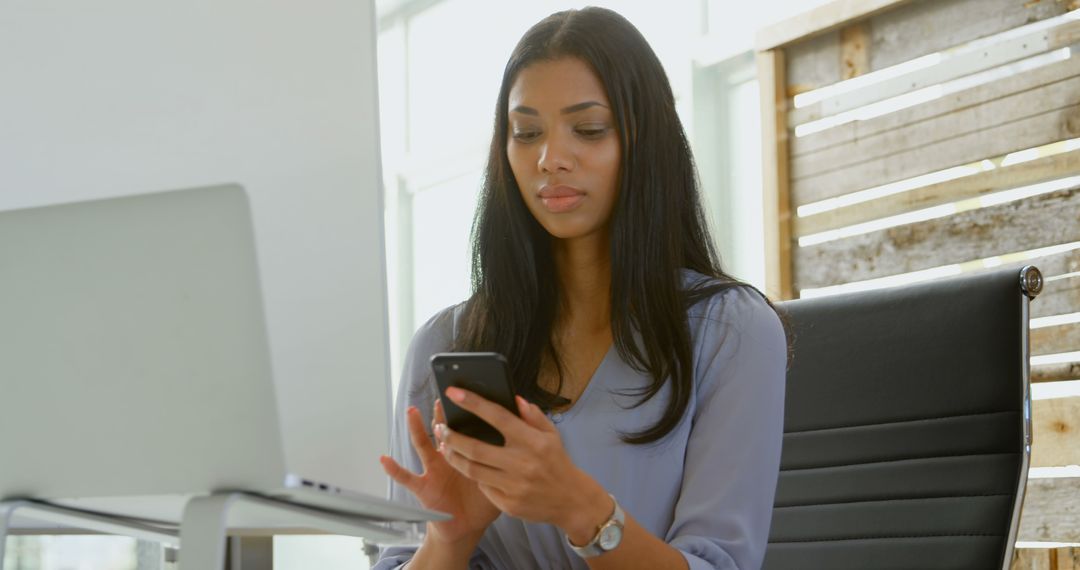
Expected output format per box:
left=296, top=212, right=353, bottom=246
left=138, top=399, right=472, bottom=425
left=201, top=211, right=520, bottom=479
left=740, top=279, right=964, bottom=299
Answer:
left=435, top=387, right=612, bottom=542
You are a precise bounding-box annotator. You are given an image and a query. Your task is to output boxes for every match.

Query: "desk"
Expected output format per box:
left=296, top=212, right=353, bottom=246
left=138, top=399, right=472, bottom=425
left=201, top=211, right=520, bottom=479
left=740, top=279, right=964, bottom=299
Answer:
left=1, top=493, right=420, bottom=570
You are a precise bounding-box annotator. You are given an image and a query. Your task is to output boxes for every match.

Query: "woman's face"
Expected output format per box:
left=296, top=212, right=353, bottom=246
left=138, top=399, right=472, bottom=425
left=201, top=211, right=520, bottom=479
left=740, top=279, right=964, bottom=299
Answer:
left=507, top=57, right=621, bottom=241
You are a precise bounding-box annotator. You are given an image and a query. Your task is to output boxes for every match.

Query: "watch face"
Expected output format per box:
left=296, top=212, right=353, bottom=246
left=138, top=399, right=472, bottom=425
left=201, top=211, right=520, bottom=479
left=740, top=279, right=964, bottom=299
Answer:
left=598, top=524, right=622, bottom=551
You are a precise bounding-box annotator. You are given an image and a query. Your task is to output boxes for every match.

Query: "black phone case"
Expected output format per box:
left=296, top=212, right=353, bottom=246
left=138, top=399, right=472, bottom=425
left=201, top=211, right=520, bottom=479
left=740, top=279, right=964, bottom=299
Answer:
left=430, top=352, right=518, bottom=446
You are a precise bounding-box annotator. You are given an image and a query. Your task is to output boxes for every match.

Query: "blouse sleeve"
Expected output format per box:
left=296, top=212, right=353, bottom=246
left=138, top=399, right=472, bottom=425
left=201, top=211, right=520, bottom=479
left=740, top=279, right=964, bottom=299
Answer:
left=665, top=288, right=787, bottom=570
left=372, top=306, right=496, bottom=570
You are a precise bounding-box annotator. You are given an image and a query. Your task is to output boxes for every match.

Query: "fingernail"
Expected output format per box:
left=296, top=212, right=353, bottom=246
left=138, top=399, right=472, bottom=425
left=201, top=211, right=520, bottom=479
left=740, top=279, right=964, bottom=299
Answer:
left=446, top=387, right=465, bottom=403
left=434, top=423, right=446, bottom=439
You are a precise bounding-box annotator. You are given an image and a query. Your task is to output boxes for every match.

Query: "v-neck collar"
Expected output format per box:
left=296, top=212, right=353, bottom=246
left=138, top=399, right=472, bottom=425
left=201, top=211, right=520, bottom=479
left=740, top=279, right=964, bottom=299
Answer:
left=547, top=342, right=614, bottom=424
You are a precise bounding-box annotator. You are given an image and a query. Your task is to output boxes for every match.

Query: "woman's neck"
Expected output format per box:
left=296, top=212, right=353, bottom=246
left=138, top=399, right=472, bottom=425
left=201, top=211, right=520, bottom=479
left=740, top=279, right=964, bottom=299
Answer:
left=552, top=230, right=611, bottom=335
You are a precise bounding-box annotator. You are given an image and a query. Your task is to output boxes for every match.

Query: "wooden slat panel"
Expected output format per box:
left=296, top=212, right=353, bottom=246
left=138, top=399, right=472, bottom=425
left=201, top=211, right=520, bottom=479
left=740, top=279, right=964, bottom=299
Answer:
left=758, top=49, right=795, bottom=301
left=1031, top=252, right=1080, bottom=280
left=784, top=238, right=1079, bottom=319
left=792, top=55, right=1080, bottom=158
left=795, top=150, right=1080, bottom=237
left=763, top=0, right=1067, bottom=84
left=790, top=19, right=1080, bottom=129
left=755, top=0, right=909, bottom=52
left=1031, top=396, right=1080, bottom=468
left=1019, top=477, right=1080, bottom=543
left=792, top=72, right=1080, bottom=181
left=943, top=248, right=1079, bottom=284
left=870, top=0, right=1070, bottom=73
left=1033, top=274, right=1080, bottom=320
left=1032, top=323, right=1080, bottom=357
left=793, top=103, right=1080, bottom=208
left=1033, top=362, right=1080, bottom=383
left=1027, top=249, right=1080, bottom=280
left=786, top=30, right=841, bottom=96
left=794, top=186, right=1080, bottom=290
left=785, top=240, right=1079, bottom=316
left=1012, top=548, right=1080, bottom=570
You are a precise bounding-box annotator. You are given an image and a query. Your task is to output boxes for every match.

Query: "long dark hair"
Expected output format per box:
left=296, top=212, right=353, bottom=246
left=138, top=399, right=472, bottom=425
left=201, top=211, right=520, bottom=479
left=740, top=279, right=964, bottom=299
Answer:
left=455, top=7, right=763, bottom=444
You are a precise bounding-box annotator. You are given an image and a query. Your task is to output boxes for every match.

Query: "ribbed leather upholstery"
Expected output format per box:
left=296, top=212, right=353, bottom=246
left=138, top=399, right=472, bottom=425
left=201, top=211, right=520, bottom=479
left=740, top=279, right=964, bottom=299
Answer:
left=763, top=268, right=1030, bottom=570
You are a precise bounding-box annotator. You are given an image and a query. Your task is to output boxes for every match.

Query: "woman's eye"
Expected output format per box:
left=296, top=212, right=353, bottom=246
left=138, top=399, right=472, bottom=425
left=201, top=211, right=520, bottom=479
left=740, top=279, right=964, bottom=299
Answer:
left=576, top=126, right=608, bottom=139
left=512, top=130, right=540, bottom=142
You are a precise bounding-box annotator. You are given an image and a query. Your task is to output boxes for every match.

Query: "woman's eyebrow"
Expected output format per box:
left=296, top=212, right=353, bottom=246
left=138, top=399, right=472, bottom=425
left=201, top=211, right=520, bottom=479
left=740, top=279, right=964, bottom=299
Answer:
left=510, top=101, right=609, bottom=116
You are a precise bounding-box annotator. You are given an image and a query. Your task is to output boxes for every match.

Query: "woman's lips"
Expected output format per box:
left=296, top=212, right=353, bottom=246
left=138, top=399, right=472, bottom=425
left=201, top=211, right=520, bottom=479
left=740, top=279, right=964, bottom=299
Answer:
left=538, top=185, right=585, bottom=213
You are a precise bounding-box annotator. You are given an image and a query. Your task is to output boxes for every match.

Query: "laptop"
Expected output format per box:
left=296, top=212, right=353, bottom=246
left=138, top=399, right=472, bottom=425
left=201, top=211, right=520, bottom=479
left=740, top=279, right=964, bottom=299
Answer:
left=0, top=184, right=444, bottom=532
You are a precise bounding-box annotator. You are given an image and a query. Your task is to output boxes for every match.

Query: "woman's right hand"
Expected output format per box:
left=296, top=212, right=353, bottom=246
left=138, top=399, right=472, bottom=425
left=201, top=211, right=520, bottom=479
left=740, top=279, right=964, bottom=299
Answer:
left=380, top=399, right=501, bottom=545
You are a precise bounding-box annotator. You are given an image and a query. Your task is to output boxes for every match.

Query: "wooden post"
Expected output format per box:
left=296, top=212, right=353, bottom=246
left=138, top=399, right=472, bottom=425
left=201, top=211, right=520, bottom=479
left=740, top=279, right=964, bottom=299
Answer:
left=840, top=22, right=870, bottom=79
left=1057, top=547, right=1080, bottom=570
left=757, top=48, right=794, bottom=300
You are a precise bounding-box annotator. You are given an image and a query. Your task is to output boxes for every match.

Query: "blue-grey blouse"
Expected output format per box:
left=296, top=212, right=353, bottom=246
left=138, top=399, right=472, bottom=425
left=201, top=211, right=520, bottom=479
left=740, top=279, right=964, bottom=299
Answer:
left=375, top=272, right=787, bottom=569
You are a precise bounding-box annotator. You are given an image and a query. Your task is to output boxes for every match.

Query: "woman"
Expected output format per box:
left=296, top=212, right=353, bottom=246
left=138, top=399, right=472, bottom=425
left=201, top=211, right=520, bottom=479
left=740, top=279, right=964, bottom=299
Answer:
left=375, top=7, right=786, bottom=570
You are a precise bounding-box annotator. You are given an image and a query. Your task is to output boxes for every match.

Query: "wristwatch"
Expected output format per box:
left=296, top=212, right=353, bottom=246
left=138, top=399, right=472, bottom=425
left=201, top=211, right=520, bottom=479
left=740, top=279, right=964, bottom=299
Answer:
left=567, top=494, right=625, bottom=558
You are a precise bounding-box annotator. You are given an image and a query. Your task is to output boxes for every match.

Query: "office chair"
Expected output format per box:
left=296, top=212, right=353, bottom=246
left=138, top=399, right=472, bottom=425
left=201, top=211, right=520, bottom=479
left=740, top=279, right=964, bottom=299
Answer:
left=763, top=266, right=1042, bottom=570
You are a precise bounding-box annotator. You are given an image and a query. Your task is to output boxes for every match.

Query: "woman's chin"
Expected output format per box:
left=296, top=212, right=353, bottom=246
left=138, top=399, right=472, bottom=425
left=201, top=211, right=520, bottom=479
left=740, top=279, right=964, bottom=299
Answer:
left=538, top=220, right=606, bottom=242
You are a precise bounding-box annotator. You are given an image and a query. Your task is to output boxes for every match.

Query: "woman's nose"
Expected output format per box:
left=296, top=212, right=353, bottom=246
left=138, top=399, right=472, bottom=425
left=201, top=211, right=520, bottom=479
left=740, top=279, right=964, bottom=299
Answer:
left=538, top=135, right=574, bottom=173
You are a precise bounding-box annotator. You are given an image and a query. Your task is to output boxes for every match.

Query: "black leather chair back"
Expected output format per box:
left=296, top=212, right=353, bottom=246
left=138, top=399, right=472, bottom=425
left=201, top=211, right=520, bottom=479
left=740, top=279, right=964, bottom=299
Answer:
left=763, top=267, right=1040, bottom=569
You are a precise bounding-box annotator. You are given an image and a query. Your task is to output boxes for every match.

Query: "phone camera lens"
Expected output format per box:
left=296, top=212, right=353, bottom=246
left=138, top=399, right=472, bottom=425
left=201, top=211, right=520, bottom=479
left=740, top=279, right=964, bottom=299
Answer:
left=434, top=364, right=446, bottom=372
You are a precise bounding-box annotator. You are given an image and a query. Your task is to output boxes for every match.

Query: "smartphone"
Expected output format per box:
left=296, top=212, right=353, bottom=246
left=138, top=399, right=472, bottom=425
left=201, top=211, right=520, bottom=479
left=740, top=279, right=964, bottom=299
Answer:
left=430, top=352, right=518, bottom=446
